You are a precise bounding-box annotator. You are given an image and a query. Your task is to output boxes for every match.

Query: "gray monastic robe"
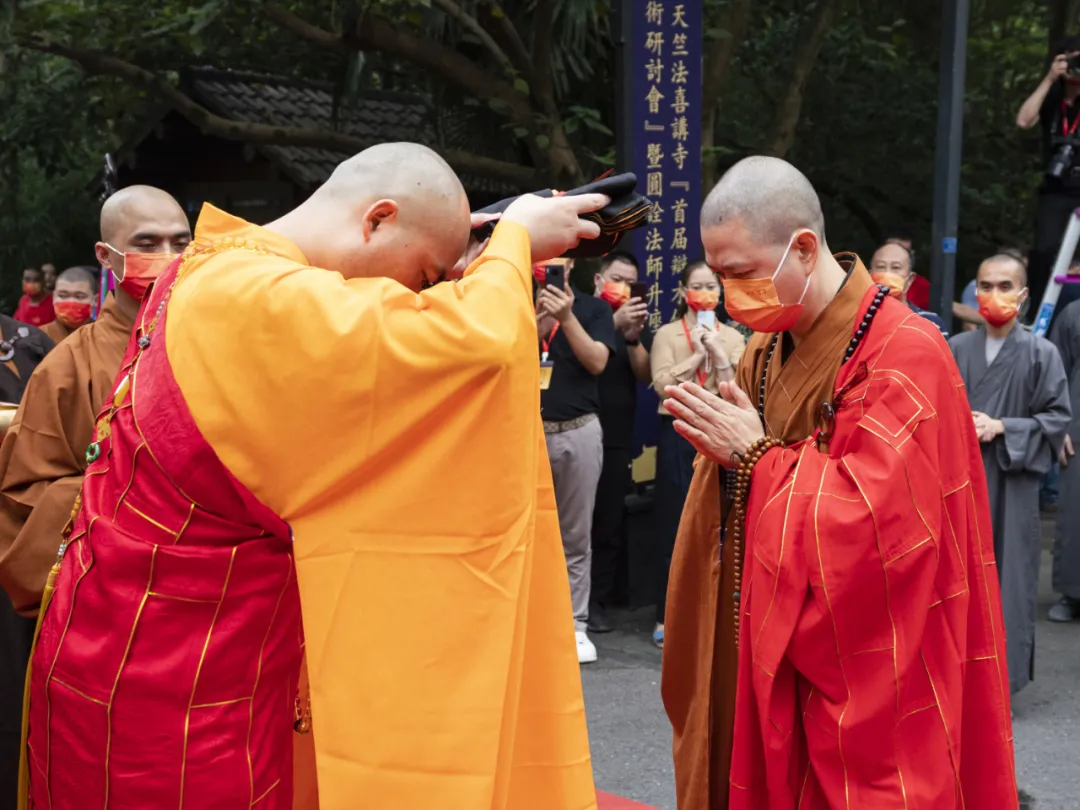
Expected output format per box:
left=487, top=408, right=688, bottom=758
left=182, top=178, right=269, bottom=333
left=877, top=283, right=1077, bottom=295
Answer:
left=950, top=326, right=1070, bottom=694
left=1050, top=301, right=1080, bottom=602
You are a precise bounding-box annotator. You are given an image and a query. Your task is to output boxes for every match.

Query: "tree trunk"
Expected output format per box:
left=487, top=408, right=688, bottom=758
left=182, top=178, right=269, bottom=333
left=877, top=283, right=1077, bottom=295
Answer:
left=701, top=0, right=753, bottom=192
left=1047, top=0, right=1078, bottom=55
left=763, top=0, right=839, bottom=159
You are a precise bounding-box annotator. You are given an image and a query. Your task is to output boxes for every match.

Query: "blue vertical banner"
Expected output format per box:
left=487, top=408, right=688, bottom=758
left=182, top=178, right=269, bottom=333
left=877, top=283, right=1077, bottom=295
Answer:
left=629, top=0, right=703, bottom=459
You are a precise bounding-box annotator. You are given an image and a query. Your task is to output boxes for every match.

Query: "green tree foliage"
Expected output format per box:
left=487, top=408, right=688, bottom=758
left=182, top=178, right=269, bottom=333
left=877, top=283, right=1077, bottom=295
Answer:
left=0, top=0, right=1076, bottom=304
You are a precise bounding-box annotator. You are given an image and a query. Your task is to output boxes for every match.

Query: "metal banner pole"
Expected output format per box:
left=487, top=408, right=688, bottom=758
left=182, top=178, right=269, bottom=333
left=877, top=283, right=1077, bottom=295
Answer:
left=1033, top=208, right=1080, bottom=336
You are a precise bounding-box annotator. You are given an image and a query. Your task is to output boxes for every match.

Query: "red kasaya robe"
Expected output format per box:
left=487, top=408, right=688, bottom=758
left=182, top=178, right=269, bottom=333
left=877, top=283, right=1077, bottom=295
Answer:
left=729, top=288, right=1017, bottom=807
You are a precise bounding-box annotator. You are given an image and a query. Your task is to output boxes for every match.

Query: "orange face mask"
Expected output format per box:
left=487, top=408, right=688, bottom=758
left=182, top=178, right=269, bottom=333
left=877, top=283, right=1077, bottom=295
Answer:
left=685, top=289, right=719, bottom=311
left=599, top=280, right=630, bottom=310
left=109, top=250, right=179, bottom=303
left=977, top=289, right=1024, bottom=328
left=722, top=235, right=809, bottom=333
left=871, top=271, right=907, bottom=299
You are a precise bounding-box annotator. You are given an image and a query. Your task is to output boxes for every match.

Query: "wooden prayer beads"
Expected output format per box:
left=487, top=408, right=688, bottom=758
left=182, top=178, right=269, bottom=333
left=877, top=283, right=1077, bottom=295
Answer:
left=730, top=436, right=783, bottom=648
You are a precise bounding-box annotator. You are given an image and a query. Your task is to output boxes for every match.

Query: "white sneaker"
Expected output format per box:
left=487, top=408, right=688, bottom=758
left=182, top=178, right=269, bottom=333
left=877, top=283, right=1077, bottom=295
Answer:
left=576, top=630, right=597, bottom=664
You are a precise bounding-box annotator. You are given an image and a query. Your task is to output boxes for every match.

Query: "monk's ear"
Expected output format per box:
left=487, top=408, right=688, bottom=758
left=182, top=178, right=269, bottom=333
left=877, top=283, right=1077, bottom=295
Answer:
left=361, top=199, right=399, bottom=239
left=94, top=242, right=112, bottom=271
left=792, top=229, right=819, bottom=272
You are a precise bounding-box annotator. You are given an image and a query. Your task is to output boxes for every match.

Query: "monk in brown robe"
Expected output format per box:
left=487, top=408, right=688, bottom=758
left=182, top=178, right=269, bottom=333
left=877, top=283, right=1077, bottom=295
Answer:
left=0, top=185, right=191, bottom=617
left=41, top=266, right=98, bottom=345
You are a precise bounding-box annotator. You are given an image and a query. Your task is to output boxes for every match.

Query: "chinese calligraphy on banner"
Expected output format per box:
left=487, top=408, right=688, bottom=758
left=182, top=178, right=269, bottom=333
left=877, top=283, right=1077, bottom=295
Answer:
left=630, top=0, right=703, bottom=334
left=629, top=0, right=703, bottom=458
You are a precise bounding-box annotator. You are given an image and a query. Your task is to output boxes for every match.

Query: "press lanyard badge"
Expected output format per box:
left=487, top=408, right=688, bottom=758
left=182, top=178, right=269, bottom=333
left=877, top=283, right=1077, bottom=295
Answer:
left=540, top=324, right=559, bottom=390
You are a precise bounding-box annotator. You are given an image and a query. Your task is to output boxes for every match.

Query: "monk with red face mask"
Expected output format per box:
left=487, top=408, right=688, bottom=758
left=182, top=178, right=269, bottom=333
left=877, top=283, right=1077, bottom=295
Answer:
left=661, top=157, right=1018, bottom=810
left=0, top=185, right=191, bottom=619
left=41, top=266, right=99, bottom=346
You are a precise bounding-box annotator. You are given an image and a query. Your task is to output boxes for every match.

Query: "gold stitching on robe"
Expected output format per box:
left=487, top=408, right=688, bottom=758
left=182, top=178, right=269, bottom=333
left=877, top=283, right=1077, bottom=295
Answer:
left=841, top=645, right=895, bottom=660
left=248, top=556, right=294, bottom=807
left=812, top=458, right=851, bottom=810
left=884, top=536, right=932, bottom=566
left=899, top=703, right=938, bottom=721
left=752, top=447, right=808, bottom=653
left=191, top=696, right=252, bottom=709
left=174, top=501, right=196, bottom=545
left=104, top=544, right=158, bottom=809
left=251, top=779, right=281, bottom=806
left=939, top=485, right=969, bottom=579
left=42, top=516, right=98, bottom=810
left=122, top=501, right=179, bottom=536
left=51, top=678, right=108, bottom=707
left=180, top=547, right=237, bottom=809
left=147, top=591, right=218, bottom=604
left=112, top=443, right=145, bottom=521
left=921, top=651, right=965, bottom=808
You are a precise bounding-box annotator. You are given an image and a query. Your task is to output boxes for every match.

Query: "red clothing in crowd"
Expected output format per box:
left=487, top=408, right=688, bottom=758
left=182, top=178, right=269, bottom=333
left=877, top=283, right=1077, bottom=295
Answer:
left=13, top=295, right=54, bottom=328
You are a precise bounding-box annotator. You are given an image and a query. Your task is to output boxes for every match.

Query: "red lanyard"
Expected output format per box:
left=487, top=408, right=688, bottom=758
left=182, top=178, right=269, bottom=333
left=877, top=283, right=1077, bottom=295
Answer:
left=541, top=324, right=560, bottom=360
left=681, top=318, right=708, bottom=387
left=1062, top=102, right=1080, bottom=138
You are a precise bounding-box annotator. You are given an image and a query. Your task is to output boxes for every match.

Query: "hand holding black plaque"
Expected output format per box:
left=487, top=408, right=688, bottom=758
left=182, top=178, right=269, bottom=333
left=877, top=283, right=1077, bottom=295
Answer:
left=471, top=172, right=652, bottom=258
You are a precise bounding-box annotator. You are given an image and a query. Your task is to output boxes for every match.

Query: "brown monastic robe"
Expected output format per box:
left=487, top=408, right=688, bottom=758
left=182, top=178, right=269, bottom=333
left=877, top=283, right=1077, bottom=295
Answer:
left=661, top=257, right=873, bottom=810
left=0, top=294, right=134, bottom=615
left=41, top=318, right=77, bottom=346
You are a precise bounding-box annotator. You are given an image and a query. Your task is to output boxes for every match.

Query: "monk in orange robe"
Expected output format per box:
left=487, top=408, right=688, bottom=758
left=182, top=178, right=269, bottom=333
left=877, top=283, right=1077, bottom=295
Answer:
left=41, top=267, right=99, bottom=346
left=0, top=186, right=191, bottom=618
left=20, top=144, right=604, bottom=810
left=661, top=156, right=1018, bottom=809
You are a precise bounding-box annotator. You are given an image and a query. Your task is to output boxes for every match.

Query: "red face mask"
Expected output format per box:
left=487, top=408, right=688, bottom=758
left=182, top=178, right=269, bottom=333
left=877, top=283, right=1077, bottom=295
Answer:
left=599, top=280, right=630, bottom=310
left=22, top=282, right=42, bottom=298
left=686, top=289, right=720, bottom=312
left=977, top=289, right=1024, bottom=328
left=54, top=300, right=92, bottom=329
left=112, top=252, right=177, bottom=303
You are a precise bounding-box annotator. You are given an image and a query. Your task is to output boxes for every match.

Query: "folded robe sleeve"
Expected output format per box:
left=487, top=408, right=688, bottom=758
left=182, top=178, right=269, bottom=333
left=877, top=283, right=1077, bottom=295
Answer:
left=733, top=343, right=1014, bottom=808
left=0, top=343, right=93, bottom=615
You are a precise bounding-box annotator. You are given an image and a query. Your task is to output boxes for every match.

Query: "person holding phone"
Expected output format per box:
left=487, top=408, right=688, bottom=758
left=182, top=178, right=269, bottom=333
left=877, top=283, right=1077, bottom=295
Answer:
left=588, top=251, right=653, bottom=635
left=535, top=258, right=617, bottom=663
left=648, top=260, right=745, bottom=647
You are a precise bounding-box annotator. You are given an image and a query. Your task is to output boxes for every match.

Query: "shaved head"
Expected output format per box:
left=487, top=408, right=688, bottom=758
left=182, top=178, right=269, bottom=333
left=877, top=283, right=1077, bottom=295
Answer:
left=95, top=185, right=191, bottom=285
left=276, top=143, right=471, bottom=289
left=701, top=156, right=826, bottom=247
left=58, top=265, right=99, bottom=290
left=978, top=254, right=1028, bottom=288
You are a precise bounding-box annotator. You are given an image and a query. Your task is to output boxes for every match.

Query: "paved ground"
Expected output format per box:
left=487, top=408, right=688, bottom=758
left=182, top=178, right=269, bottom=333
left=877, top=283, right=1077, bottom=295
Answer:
left=583, top=518, right=1080, bottom=810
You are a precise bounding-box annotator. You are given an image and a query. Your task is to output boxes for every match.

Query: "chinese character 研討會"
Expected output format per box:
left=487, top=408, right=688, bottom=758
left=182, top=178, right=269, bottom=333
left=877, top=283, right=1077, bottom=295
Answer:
left=645, top=85, right=665, bottom=114
left=672, top=198, right=688, bottom=225
left=647, top=172, right=664, bottom=197
left=671, top=60, right=689, bottom=85
left=645, top=31, right=664, bottom=55
left=671, top=228, right=688, bottom=252
left=672, top=87, right=689, bottom=114
left=646, top=58, right=664, bottom=83
left=646, top=255, right=664, bottom=279
left=645, top=228, right=664, bottom=252
left=647, top=143, right=664, bottom=169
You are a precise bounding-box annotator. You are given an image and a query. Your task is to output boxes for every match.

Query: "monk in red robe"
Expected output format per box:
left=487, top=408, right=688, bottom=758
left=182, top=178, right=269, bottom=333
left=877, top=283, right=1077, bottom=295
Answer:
left=661, top=156, right=1018, bottom=809
left=20, top=144, right=604, bottom=810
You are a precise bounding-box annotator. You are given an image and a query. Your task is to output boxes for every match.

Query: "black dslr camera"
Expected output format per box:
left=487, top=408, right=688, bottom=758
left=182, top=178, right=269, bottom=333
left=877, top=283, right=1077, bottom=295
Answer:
left=1048, top=136, right=1080, bottom=179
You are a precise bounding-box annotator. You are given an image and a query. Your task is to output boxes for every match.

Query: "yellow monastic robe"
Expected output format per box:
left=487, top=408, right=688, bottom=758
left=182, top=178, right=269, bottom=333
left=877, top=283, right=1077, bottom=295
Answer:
left=165, top=206, right=596, bottom=810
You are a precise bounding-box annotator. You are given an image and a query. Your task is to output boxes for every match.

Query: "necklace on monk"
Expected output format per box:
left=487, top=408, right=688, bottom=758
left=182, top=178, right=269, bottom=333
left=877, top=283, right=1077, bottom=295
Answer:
left=729, top=284, right=889, bottom=648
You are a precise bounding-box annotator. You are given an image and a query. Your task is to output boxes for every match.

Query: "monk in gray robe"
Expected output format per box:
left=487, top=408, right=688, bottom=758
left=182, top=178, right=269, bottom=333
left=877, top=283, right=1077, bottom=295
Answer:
left=950, top=253, right=1071, bottom=694
left=1049, top=298, right=1080, bottom=622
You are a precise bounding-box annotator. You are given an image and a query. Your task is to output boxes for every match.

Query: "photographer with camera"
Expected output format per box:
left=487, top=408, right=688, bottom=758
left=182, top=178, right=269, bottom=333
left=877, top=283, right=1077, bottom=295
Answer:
left=1017, top=36, right=1080, bottom=303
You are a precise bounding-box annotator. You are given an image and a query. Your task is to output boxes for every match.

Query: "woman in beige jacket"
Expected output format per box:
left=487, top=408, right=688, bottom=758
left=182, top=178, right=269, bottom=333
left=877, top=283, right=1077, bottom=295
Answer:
left=649, top=260, right=746, bottom=647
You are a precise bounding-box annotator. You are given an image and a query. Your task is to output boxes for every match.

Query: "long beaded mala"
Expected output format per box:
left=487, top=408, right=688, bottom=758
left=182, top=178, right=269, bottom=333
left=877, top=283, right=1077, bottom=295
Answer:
left=727, top=284, right=889, bottom=647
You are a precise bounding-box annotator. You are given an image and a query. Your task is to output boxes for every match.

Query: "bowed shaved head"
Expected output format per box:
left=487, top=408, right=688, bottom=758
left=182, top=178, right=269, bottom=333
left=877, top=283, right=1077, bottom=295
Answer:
left=701, top=156, right=826, bottom=247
